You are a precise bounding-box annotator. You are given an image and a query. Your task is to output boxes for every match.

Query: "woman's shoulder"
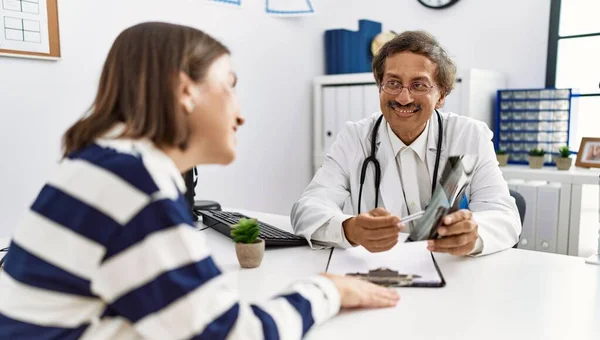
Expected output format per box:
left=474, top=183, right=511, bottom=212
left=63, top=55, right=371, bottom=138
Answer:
left=64, top=141, right=161, bottom=197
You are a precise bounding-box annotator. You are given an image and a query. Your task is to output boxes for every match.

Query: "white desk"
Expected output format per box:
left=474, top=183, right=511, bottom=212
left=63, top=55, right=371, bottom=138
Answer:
left=200, top=211, right=600, bottom=340
left=3, top=214, right=599, bottom=339
left=200, top=210, right=331, bottom=301
left=310, top=249, right=600, bottom=340
left=500, top=165, right=600, bottom=256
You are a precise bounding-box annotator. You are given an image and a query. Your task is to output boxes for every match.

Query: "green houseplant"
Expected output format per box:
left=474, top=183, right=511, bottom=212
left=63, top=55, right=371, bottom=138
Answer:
left=231, top=218, right=264, bottom=268
left=496, top=149, right=509, bottom=167
left=555, top=145, right=572, bottom=171
left=528, top=148, right=546, bottom=169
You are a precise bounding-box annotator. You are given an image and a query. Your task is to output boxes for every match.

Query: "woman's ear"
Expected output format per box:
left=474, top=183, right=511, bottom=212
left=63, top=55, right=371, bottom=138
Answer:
left=179, top=72, right=197, bottom=114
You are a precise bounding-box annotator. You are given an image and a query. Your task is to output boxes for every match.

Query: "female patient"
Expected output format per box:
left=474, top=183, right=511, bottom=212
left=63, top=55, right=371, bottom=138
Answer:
left=0, top=22, right=398, bottom=339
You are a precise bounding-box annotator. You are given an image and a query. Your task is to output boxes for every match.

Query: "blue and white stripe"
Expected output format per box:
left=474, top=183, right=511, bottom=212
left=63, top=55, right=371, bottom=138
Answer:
left=0, top=132, right=340, bottom=339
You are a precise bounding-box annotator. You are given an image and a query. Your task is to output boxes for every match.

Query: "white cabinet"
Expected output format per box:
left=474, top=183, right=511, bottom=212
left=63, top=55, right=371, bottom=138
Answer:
left=443, top=69, right=507, bottom=129
left=313, top=70, right=506, bottom=173
left=312, top=73, right=378, bottom=173
left=501, top=165, right=600, bottom=256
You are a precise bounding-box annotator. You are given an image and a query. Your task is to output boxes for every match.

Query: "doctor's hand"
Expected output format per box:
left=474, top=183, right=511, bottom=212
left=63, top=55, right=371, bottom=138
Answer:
left=342, top=208, right=404, bottom=253
left=321, top=273, right=400, bottom=309
left=427, top=209, right=479, bottom=256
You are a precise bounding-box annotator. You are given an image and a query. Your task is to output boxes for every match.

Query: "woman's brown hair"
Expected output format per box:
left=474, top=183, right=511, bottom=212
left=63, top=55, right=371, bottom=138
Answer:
left=372, top=30, right=456, bottom=97
left=62, top=22, right=229, bottom=157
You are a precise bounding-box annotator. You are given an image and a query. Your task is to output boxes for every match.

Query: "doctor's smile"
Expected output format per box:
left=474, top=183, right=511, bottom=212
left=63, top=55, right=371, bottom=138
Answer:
left=388, top=101, right=421, bottom=117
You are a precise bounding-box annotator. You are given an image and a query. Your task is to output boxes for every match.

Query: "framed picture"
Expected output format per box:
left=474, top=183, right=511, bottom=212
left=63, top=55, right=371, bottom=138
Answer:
left=0, top=0, right=61, bottom=60
left=575, top=137, right=600, bottom=168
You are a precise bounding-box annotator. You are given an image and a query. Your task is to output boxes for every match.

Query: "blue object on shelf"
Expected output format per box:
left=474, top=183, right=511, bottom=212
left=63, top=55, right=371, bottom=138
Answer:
left=493, top=88, right=575, bottom=166
left=324, top=19, right=382, bottom=75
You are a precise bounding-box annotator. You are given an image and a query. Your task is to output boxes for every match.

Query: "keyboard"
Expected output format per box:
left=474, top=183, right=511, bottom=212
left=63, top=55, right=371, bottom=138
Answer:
left=197, top=210, right=308, bottom=247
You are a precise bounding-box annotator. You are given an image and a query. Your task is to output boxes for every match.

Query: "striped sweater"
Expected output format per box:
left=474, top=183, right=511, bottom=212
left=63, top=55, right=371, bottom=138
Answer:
left=0, top=131, right=340, bottom=339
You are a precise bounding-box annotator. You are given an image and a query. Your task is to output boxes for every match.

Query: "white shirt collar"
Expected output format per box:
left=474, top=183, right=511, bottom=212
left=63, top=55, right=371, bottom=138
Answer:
left=386, top=120, right=430, bottom=162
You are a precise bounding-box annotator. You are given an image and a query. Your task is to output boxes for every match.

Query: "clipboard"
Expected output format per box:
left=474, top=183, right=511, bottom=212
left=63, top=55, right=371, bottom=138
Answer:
left=326, top=240, right=446, bottom=288
left=344, top=253, right=446, bottom=288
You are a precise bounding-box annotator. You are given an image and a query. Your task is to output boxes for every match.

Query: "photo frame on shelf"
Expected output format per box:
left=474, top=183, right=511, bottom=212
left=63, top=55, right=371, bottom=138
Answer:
left=575, top=137, right=600, bottom=168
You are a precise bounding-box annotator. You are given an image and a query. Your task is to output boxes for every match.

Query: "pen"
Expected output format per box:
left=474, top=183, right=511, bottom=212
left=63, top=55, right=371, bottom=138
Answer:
left=400, top=211, right=425, bottom=224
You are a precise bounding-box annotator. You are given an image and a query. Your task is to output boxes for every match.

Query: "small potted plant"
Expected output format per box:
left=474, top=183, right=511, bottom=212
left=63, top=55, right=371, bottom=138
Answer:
left=231, top=218, right=264, bottom=268
left=496, top=149, right=509, bottom=167
left=528, top=148, right=545, bottom=169
left=555, top=145, right=572, bottom=171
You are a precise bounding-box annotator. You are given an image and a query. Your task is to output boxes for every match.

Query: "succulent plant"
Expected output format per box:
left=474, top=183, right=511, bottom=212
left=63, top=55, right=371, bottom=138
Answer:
left=528, top=148, right=546, bottom=157
left=231, top=218, right=260, bottom=244
left=558, top=145, right=570, bottom=158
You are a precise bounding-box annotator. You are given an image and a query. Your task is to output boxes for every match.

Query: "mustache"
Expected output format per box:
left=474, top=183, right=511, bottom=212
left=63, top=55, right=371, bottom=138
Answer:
left=387, top=101, right=421, bottom=111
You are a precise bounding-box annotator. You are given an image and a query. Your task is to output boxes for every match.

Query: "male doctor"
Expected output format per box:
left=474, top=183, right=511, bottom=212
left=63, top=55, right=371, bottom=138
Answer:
left=291, top=31, right=521, bottom=256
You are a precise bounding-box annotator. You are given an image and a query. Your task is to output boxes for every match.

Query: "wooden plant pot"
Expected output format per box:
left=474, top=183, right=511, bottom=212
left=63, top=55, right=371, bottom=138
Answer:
left=528, top=156, right=544, bottom=169
left=235, top=239, right=265, bottom=268
left=555, top=157, right=572, bottom=171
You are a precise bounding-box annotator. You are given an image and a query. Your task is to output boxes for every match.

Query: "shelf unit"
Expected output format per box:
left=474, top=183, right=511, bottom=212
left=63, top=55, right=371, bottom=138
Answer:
left=494, top=88, right=574, bottom=165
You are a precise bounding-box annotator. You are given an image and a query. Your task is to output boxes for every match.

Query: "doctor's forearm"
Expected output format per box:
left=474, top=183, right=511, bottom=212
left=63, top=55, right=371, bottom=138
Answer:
left=310, top=214, right=356, bottom=248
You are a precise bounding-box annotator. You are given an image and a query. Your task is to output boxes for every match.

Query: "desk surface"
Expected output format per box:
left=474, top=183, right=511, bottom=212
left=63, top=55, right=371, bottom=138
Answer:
left=201, top=210, right=331, bottom=302
left=2, top=212, right=599, bottom=339
left=204, top=210, right=600, bottom=340
left=311, top=249, right=600, bottom=340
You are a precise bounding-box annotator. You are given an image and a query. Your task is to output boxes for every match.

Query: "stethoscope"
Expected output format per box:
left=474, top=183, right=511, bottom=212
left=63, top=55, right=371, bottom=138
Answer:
left=357, top=109, right=443, bottom=214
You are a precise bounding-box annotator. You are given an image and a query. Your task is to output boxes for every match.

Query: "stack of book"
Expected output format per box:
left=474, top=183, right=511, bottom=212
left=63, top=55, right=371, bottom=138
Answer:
left=324, top=19, right=381, bottom=75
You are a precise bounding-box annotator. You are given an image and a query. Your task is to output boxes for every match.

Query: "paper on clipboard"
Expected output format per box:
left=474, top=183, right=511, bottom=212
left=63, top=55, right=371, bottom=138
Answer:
left=327, top=241, right=444, bottom=287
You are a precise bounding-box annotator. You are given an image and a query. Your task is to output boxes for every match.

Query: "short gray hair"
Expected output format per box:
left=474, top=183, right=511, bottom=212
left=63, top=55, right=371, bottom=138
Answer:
left=372, top=30, right=457, bottom=96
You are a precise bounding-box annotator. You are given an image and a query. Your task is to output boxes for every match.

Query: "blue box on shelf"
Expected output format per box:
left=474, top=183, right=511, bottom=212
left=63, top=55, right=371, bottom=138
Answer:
left=324, top=19, right=382, bottom=75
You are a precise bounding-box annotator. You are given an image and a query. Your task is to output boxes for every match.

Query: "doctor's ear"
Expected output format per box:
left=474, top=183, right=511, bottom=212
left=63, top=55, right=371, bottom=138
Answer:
left=435, top=94, right=446, bottom=109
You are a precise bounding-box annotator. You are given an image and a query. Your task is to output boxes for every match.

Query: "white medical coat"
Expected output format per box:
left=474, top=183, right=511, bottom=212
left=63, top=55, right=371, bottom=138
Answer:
left=291, top=111, right=521, bottom=256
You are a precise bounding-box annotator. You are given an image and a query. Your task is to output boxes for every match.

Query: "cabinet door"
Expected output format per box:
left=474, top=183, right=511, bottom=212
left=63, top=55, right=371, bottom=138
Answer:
left=322, top=86, right=337, bottom=153
left=442, top=77, right=462, bottom=114
left=362, top=84, right=380, bottom=117
left=349, top=85, right=364, bottom=123
left=516, top=182, right=548, bottom=251
left=535, top=183, right=560, bottom=253
left=335, top=86, right=351, bottom=140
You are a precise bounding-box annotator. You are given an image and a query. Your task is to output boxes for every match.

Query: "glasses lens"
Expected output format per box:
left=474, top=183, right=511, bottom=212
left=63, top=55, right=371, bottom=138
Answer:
left=410, top=82, right=431, bottom=95
left=383, top=81, right=401, bottom=95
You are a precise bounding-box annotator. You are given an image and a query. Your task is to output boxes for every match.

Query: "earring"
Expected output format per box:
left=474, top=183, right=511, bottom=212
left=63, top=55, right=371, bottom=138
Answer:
left=186, top=99, right=196, bottom=114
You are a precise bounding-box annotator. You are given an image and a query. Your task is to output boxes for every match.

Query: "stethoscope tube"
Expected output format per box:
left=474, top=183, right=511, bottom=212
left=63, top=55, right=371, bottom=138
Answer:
left=357, top=109, right=443, bottom=214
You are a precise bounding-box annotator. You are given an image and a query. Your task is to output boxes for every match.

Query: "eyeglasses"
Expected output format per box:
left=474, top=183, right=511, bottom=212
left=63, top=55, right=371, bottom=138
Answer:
left=381, top=80, right=437, bottom=96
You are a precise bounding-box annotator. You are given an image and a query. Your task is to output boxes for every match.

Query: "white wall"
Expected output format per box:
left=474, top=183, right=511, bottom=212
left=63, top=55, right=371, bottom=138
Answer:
left=0, top=0, right=551, bottom=237
left=315, top=0, right=551, bottom=89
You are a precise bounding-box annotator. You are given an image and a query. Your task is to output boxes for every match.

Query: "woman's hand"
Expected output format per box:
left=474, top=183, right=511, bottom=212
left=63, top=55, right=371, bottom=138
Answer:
left=322, top=273, right=400, bottom=309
